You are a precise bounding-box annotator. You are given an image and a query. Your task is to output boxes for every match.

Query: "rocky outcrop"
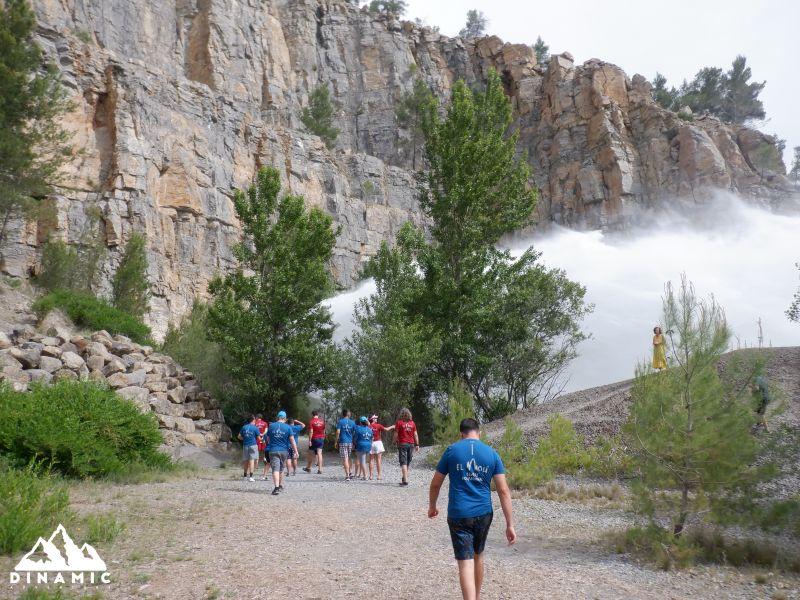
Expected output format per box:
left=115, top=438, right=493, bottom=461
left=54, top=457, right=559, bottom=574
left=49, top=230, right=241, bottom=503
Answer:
left=0, top=325, right=232, bottom=455
left=1, top=0, right=794, bottom=338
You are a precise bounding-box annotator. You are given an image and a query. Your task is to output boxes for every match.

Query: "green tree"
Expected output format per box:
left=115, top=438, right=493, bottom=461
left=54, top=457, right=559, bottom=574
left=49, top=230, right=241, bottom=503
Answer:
left=788, top=146, right=800, bottom=184
left=335, top=227, right=439, bottom=425
left=652, top=72, right=679, bottom=110
left=624, top=277, right=770, bottom=536
left=354, top=70, right=589, bottom=419
left=112, top=232, right=151, bottom=318
left=752, top=137, right=784, bottom=181
left=396, top=76, right=434, bottom=169
left=207, top=167, right=339, bottom=418
left=680, top=67, right=725, bottom=116
left=36, top=206, right=105, bottom=293
left=459, top=9, right=487, bottom=38
left=720, top=55, right=765, bottom=124
left=300, top=85, right=339, bottom=149
left=0, top=0, right=72, bottom=248
left=788, top=263, right=800, bottom=323
left=368, top=0, right=407, bottom=15
left=429, top=378, right=475, bottom=463
left=532, top=36, right=549, bottom=66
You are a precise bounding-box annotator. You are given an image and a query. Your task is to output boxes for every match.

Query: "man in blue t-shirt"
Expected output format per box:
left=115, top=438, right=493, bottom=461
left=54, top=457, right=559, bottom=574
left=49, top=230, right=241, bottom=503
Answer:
left=264, top=411, right=299, bottom=495
left=428, top=418, right=516, bottom=600
left=237, top=415, right=262, bottom=481
left=284, top=417, right=305, bottom=476
left=334, top=409, right=356, bottom=481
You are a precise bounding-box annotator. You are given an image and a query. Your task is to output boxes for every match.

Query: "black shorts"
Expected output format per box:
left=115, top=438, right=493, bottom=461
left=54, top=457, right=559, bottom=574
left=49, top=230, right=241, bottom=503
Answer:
left=398, top=443, right=414, bottom=466
left=447, top=512, right=493, bottom=560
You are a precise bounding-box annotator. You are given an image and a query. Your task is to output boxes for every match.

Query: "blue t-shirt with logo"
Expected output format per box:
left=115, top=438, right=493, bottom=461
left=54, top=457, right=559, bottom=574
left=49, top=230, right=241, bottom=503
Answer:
left=240, top=423, right=260, bottom=447
left=436, top=438, right=505, bottom=519
left=354, top=424, right=374, bottom=452
left=266, top=421, right=294, bottom=453
left=291, top=424, right=303, bottom=443
left=337, top=418, right=356, bottom=444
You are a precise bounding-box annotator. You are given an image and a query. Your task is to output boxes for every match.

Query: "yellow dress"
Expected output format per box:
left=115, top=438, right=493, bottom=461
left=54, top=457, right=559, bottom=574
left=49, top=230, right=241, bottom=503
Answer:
left=652, top=334, right=667, bottom=370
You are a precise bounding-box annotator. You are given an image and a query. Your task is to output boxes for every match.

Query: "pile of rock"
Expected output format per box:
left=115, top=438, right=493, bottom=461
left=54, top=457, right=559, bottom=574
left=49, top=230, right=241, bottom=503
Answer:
left=0, top=325, right=231, bottom=454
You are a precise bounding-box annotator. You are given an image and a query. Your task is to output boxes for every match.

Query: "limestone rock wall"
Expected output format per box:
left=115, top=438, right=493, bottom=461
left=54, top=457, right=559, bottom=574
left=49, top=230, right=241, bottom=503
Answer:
left=1, top=0, right=794, bottom=338
left=0, top=326, right=232, bottom=454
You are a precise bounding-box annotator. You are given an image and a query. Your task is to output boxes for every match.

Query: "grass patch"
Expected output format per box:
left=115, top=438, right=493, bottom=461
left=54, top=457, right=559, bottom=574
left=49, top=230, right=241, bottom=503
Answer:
left=83, top=513, right=125, bottom=544
left=17, top=589, right=104, bottom=600
left=518, top=481, right=624, bottom=504
left=0, top=380, right=171, bottom=478
left=0, top=463, right=71, bottom=555
left=32, top=289, right=151, bottom=344
left=612, top=525, right=800, bottom=573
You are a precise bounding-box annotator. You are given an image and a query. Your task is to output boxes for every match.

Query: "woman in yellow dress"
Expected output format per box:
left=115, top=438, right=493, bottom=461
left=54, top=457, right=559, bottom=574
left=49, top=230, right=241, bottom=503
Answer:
left=652, top=326, right=667, bottom=370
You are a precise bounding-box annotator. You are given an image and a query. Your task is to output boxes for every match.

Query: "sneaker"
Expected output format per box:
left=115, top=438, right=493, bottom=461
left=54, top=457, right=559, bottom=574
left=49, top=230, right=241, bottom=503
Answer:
left=261, top=476, right=269, bottom=481
left=248, top=476, right=254, bottom=482
left=345, top=476, right=351, bottom=481
left=271, top=488, right=280, bottom=495
left=399, top=481, right=408, bottom=486
left=302, top=467, right=311, bottom=473
left=317, top=470, right=322, bottom=475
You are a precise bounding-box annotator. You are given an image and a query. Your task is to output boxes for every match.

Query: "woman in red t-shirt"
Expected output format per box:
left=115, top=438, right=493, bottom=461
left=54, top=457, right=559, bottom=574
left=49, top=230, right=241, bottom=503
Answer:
left=367, top=415, right=395, bottom=480
left=394, top=407, right=419, bottom=486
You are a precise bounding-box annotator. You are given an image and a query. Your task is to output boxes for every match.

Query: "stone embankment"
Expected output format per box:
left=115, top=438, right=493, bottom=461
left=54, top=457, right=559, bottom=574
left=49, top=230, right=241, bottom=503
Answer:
left=0, top=325, right=231, bottom=455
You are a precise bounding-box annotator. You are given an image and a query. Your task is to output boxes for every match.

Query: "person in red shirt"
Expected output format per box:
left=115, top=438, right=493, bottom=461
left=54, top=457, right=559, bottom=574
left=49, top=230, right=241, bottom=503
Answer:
left=303, top=410, right=326, bottom=474
left=367, top=415, right=395, bottom=480
left=253, top=414, right=269, bottom=479
left=394, top=407, right=420, bottom=486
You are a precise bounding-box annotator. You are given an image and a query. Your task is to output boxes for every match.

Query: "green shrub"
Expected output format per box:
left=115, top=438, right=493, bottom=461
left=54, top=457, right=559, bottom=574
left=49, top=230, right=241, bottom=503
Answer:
left=0, top=380, right=170, bottom=478
left=300, top=85, right=339, bottom=148
left=84, top=513, right=125, bottom=544
left=37, top=209, right=105, bottom=294
left=533, top=414, right=591, bottom=473
left=585, top=435, right=633, bottom=478
left=17, top=588, right=104, bottom=600
left=112, top=232, right=151, bottom=319
left=0, top=462, right=71, bottom=555
left=161, top=302, right=230, bottom=401
left=493, top=418, right=550, bottom=488
left=33, top=290, right=151, bottom=344
left=427, top=379, right=475, bottom=466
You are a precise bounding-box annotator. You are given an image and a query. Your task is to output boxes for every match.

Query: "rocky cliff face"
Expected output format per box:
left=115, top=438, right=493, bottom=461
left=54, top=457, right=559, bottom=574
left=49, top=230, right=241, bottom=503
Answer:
left=2, top=0, right=794, bottom=337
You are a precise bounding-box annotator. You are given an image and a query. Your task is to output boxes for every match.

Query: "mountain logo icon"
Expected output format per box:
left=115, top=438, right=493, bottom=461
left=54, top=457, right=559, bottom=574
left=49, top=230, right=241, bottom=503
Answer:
left=14, top=524, right=107, bottom=572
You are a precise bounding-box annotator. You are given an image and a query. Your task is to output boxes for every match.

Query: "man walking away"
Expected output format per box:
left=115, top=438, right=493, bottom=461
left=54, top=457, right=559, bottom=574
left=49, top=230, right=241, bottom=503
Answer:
left=428, top=418, right=515, bottom=600
left=285, top=417, right=305, bottom=476
left=334, top=409, right=356, bottom=481
left=265, top=411, right=299, bottom=495
left=304, top=410, right=326, bottom=474
left=238, top=415, right=261, bottom=482
left=394, top=408, right=419, bottom=486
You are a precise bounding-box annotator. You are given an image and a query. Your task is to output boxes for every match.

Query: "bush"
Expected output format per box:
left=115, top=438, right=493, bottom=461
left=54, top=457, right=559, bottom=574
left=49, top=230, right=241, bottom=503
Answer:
left=33, top=290, right=151, bottom=344
left=37, top=210, right=106, bottom=294
left=0, top=380, right=171, bottom=478
left=112, top=232, right=151, bottom=319
left=0, top=462, right=71, bottom=555
left=161, top=302, right=231, bottom=402
left=428, top=379, right=475, bottom=466
left=300, top=85, right=339, bottom=148
left=585, top=435, right=633, bottom=479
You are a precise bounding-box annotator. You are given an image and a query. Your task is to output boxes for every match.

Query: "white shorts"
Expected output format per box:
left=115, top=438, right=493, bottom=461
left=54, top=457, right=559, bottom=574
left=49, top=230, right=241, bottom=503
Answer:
left=370, top=440, right=385, bottom=455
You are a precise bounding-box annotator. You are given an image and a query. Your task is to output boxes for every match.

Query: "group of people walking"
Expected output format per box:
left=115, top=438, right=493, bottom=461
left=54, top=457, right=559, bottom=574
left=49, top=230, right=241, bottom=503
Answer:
left=237, top=407, right=421, bottom=494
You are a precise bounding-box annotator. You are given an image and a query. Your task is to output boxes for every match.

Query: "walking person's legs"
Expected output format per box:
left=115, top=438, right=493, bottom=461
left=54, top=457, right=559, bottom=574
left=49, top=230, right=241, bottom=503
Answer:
left=457, top=560, right=477, bottom=600
left=376, top=452, right=383, bottom=480
left=368, top=454, right=375, bottom=479
left=316, top=447, right=323, bottom=473
left=473, top=553, right=485, bottom=599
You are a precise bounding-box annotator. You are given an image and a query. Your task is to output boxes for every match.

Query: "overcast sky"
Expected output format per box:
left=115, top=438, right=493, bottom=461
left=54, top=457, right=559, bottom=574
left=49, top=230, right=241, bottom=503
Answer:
left=405, top=0, right=799, bottom=166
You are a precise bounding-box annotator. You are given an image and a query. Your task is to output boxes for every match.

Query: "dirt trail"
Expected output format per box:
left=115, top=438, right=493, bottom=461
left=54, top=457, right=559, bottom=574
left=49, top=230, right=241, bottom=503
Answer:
left=3, top=454, right=797, bottom=600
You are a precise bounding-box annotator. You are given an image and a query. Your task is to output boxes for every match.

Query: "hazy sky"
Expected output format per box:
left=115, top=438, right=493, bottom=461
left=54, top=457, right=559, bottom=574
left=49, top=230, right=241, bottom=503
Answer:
left=405, top=0, right=799, bottom=165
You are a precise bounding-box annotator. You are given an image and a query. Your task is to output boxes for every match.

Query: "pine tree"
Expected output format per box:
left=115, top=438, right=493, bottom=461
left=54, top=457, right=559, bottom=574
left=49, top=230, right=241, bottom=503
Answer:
left=112, top=232, right=151, bottom=318
left=396, top=77, right=434, bottom=169
left=459, top=10, right=487, bottom=39
left=207, top=167, right=339, bottom=418
left=788, top=263, right=800, bottom=323
left=721, top=55, right=765, bottom=124
left=300, top=85, right=339, bottom=148
left=625, top=276, right=768, bottom=536
left=788, top=146, right=800, bottom=184
left=368, top=0, right=407, bottom=15
left=0, top=0, right=72, bottom=247
left=532, top=36, right=549, bottom=66
left=652, top=73, right=679, bottom=110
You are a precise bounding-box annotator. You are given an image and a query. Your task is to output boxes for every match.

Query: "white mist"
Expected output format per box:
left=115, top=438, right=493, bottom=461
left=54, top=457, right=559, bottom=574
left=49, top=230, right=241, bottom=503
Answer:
left=327, top=194, right=800, bottom=394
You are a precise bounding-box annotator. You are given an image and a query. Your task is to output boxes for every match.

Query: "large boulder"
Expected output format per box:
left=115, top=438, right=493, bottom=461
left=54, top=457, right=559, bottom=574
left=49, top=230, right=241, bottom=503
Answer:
left=61, top=351, right=85, bottom=371
left=9, top=346, right=40, bottom=369
left=38, top=356, right=63, bottom=373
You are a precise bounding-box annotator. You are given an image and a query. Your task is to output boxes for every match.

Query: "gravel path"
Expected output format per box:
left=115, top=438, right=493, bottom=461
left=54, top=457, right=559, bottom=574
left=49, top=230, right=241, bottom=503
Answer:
left=4, top=452, right=797, bottom=600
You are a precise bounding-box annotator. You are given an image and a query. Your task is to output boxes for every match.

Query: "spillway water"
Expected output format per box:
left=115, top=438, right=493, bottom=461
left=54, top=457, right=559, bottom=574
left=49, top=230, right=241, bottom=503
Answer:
left=326, top=193, right=800, bottom=393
